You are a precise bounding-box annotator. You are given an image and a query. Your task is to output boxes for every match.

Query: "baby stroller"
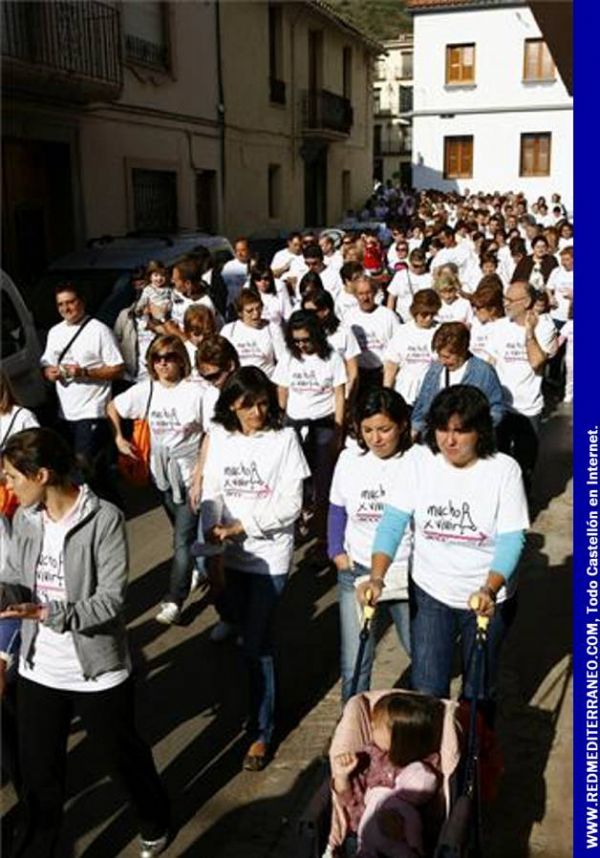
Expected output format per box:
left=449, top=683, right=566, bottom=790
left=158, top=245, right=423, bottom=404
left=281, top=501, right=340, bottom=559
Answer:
left=305, top=599, right=492, bottom=858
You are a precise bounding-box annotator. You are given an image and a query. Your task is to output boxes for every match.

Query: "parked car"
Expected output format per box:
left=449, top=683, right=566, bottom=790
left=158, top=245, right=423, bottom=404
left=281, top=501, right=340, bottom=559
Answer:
left=27, top=232, right=234, bottom=332
left=1, top=269, right=47, bottom=409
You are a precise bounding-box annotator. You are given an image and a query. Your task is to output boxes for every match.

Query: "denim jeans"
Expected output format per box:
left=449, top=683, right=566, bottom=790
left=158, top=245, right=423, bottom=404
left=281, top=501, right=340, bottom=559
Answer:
left=410, top=581, right=517, bottom=701
left=338, top=562, right=410, bottom=704
left=161, top=489, right=198, bottom=606
left=60, top=418, right=119, bottom=504
left=286, top=415, right=337, bottom=540
left=220, top=569, right=288, bottom=745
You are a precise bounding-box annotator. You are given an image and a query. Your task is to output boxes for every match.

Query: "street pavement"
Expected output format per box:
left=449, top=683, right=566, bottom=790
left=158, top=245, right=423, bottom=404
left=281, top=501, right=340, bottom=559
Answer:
left=1, top=402, right=572, bottom=857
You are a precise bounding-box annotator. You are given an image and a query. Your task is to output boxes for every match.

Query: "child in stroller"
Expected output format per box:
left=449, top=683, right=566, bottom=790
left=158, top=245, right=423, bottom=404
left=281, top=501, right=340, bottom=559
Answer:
left=324, top=690, right=461, bottom=858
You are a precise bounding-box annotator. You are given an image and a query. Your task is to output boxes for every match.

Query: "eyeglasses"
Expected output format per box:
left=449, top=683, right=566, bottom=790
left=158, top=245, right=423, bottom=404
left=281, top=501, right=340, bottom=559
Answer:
left=255, top=275, right=270, bottom=282
left=200, top=368, right=224, bottom=382
left=188, top=327, right=209, bottom=336
left=504, top=296, right=526, bottom=305
left=292, top=336, right=312, bottom=345
left=152, top=352, right=179, bottom=364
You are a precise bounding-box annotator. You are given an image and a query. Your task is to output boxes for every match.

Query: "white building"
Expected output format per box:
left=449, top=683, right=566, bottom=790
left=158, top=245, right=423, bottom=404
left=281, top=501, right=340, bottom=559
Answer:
left=373, top=33, right=413, bottom=187
left=408, top=0, right=573, bottom=210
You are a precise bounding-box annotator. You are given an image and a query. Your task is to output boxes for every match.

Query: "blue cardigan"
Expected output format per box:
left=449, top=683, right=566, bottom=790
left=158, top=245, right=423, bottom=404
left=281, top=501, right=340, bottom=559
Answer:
left=411, top=355, right=505, bottom=434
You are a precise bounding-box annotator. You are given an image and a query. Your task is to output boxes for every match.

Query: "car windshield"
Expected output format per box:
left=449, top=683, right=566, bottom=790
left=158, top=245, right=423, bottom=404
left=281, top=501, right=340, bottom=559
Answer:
left=29, top=269, right=132, bottom=332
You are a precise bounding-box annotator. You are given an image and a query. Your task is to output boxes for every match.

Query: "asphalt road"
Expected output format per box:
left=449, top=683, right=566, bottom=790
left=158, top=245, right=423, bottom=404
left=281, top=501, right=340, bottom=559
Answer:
left=1, top=401, right=573, bottom=858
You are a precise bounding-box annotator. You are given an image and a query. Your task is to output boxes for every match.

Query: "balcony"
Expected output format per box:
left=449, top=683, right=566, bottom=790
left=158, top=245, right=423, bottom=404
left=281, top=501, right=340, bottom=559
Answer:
left=301, top=89, right=353, bottom=139
left=269, top=77, right=286, bottom=105
left=2, top=1, right=122, bottom=103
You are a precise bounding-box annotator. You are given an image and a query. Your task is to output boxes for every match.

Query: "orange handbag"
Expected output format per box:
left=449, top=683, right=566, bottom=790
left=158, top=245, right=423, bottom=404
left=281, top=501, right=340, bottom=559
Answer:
left=0, top=483, right=19, bottom=519
left=117, top=383, right=153, bottom=486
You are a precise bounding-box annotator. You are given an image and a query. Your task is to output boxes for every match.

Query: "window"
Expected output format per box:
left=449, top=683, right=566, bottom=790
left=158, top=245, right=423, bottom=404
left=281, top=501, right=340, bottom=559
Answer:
left=446, top=44, right=475, bottom=85
left=399, top=85, right=413, bottom=113
left=374, top=126, right=382, bottom=155
left=132, top=168, right=177, bottom=231
left=342, top=170, right=351, bottom=213
left=268, top=4, right=285, bottom=103
left=343, top=47, right=353, bottom=99
left=520, top=133, right=551, bottom=177
left=122, top=2, right=169, bottom=70
left=399, top=51, right=413, bottom=80
left=268, top=164, right=281, bottom=219
left=195, top=170, right=217, bottom=233
left=444, top=136, right=473, bottom=179
left=373, top=89, right=381, bottom=113
left=523, top=39, right=555, bottom=81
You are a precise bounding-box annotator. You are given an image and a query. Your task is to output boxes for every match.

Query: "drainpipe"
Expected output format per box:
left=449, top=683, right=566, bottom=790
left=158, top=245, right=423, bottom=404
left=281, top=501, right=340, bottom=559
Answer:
left=215, top=0, right=226, bottom=228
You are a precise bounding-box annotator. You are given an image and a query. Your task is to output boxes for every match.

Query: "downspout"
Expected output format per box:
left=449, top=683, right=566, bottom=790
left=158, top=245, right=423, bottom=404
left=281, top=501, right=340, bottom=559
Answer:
left=215, top=0, right=226, bottom=229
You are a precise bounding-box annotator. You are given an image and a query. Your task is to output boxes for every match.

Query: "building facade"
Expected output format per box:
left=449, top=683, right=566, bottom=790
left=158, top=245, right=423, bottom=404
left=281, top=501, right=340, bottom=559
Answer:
left=219, top=0, right=380, bottom=237
left=373, top=33, right=413, bottom=188
left=408, top=0, right=573, bottom=209
left=2, top=1, right=222, bottom=285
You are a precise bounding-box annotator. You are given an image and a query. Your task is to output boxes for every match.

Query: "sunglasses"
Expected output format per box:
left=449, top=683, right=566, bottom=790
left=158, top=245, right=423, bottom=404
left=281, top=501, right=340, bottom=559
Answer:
left=200, top=368, right=224, bottom=382
left=188, top=327, right=209, bottom=336
left=292, top=336, right=312, bottom=345
left=152, top=352, right=179, bottom=364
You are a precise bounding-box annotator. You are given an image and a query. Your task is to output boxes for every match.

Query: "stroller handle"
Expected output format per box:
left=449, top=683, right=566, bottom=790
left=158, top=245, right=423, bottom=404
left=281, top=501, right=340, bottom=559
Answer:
left=363, top=588, right=376, bottom=623
left=468, top=595, right=491, bottom=633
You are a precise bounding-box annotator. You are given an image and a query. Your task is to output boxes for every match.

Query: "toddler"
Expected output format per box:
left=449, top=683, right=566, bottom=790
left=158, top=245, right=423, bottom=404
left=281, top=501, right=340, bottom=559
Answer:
left=434, top=272, right=472, bottom=326
left=136, top=260, right=172, bottom=323
left=331, top=693, right=442, bottom=858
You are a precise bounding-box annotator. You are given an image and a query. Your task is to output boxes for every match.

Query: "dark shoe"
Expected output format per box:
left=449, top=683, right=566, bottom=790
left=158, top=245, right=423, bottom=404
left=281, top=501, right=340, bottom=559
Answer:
left=243, top=741, right=269, bottom=771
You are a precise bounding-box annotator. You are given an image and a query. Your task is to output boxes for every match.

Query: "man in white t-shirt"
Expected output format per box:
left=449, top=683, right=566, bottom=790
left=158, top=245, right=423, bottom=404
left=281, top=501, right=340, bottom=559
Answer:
left=41, top=285, right=124, bottom=499
left=289, top=245, right=343, bottom=301
left=221, top=238, right=251, bottom=313
left=546, top=246, right=573, bottom=327
left=488, top=280, right=557, bottom=498
left=271, top=232, right=303, bottom=278
left=346, top=276, right=401, bottom=392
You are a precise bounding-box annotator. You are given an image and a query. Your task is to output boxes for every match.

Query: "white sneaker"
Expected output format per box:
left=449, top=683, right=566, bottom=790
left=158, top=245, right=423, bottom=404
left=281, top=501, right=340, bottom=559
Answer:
left=209, top=620, right=235, bottom=643
left=189, top=568, right=207, bottom=595
left=140, top=833, right=169, bottom=858
left=156, top=602, right=181, bottom=625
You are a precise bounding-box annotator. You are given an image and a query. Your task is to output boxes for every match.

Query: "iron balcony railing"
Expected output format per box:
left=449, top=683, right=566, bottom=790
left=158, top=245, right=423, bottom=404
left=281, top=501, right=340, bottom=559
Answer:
left=2, top=1, right=122, bottom=94
left=302, top=89, right=353, bottom=136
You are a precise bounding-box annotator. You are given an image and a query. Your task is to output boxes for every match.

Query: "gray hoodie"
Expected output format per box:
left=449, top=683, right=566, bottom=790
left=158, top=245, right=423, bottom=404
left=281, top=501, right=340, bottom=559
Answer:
left=1, top=487, right=130, bottom=680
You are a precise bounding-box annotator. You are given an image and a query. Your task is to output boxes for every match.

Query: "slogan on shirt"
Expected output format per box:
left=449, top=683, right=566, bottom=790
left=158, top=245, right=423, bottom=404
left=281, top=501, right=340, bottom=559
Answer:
left=224, top=460, right=272, bottom=498
left=501, top=340, right=528, bottom=364
left=35, top=553, right=65, bottom=600
left=290, top=368, right=332, bottom=395
left=423, top=499, right=488, bottom=546
left=356, top=483, right=386, bottom=523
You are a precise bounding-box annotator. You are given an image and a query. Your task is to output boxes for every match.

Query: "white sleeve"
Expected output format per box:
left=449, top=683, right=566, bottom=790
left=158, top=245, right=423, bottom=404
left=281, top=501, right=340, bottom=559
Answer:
left=495, top=456, right=530, bottom=533
left=545, top=268, right=558, bottom=294
left=388, top=310, right=402, bottom=336
left=342, top=326, right=362, bottom=361
left=385, top=446, right=422, bottom=513
left=535, top=316, right=558, bottom=356
left=387, top=272, right=403, bottom=298
left=200, top=435, right=224, bottom=531
left=240, top=431, right=311, bottom=538
left=112, top=381, right=149, bottom=420
left=332, top=352, right=348, bottom=387
left=329, top=453, right=348, bottom=506
left=383, top=329, right=404, bottom=364
left=40, top=328, right=59, bottom=367
left=97, top=325, right=125, bottom=367
left=270, top=324, right=287, bottom=362
left=272, top=354, right=290, bottom=387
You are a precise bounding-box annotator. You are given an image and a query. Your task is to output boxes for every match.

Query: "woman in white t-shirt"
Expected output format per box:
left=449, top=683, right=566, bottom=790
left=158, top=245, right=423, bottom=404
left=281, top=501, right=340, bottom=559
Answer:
left=273, top=311, right=347, bottom=559
left=383, top=288, right=441, bottom=407
left=386, top=248, right=432, bottom=322
left=221, top=290, right=286, bottom=378
left=328, top=388, right=413, bottom=703
left=0, top=428, right=170, bottom=856
left=108, top=335, right=204, bottom=626
left=246, top=266, right=292, bottom=327
left=0, top=370, right=39, bottom=518
left=201, top=367, right=310, bottom=771
left=182, top=304, right=218, bottom=384
left=469, top=276, right=505, bottom=361
left=302, top=290, right=360, bottom=406
left=360, top=385, right=529, bottom=712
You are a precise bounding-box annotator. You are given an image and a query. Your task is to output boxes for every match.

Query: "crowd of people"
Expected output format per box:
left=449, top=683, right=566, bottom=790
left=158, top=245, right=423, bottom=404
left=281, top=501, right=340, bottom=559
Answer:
left=0, top=185, right=573, bottom=857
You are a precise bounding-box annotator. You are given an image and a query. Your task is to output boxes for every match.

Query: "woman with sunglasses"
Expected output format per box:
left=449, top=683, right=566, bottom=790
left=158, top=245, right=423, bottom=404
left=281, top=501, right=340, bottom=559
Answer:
left=221, top=290, right=286, bottom=379
left=107, top=335, right=204, bottom=625
left=246, top=266, right=292, bottom=327
left=273, top=310, right=347, bottom=562
left=201, top=367, right=310, bottom=770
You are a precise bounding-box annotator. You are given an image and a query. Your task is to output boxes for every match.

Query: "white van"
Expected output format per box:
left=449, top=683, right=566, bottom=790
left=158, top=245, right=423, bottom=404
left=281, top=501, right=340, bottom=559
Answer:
left=1, top=270, right=46, bottom=409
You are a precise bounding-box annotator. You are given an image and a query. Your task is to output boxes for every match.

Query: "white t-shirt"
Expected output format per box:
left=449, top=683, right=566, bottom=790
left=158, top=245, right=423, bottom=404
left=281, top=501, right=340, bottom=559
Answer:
left=20, top=487, right=130, bottom=692
left=0, top=406, right=39, bottom=444
left=431, top=241, right=473, bottom=283
left=546, top=266, right=573, bottom=323
left=134, top=321, right=156, bottom=382
left=271, top=247, right=301, bottom=273
left=487, top=315, right=557, bottom=416
left=387, top=445, right=529, bottom=608
left=255, top=289, right=292, bottom=327
left=221, top=320, right=285, bottom=378
left=201, top=427, right=310, bottom=576
left=437, top=297, right=473, bottom=326
left=383, top=323, right=436, bottom=405
left=273, top=351, right=347, bottom=420
left=335, top=290, right=359, bottom=322
left=222, top=258, right=249, bottom=306
left=347, top=306, right=401, bottom=370
left=170, top=292, right=216, bottom=330
left=327, top=325, right=361, bottom=364
left=469, top=317, right=499, bottom=362
left=113, top=379, right=203, bottom=486
left=387, top=270, right=432, bottom=321
left=41, top=318, right=124, bottom=420
left=329, top=448, right=412, bottom=600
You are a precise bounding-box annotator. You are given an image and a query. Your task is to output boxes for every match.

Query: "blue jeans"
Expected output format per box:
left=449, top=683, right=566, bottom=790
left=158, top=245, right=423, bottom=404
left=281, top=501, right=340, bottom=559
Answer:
left=161, top=489, right=198, bottom=606
left=338, top=562, right=410, bottom=704
left=410, top=581, right=517, bottom=701
left=286, top=416, right=337, bottom=540
left=220, top=569, right=288, bottom=745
